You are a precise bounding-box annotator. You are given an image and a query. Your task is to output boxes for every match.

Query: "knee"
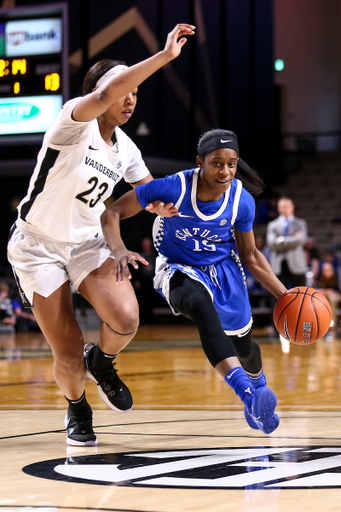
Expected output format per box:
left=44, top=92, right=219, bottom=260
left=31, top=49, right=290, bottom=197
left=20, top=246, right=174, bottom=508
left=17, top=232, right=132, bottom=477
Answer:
left=107, top=307, right=139, bottom=334
left=187, top=294, right=212, bottom=320
left=54, top=350, right=84, bottom=374
left=233, top=337, right=259, bottom=360
left=236, top=341, right=262, bottom=364
left=235, top=344, right=252, bottom=360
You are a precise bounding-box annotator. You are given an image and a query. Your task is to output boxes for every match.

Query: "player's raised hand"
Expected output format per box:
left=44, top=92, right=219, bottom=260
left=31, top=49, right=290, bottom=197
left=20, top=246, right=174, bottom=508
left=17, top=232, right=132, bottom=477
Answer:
left=112, top=248, right=149, bottom=283
left=163, top=24, right=195, bottom=60
left=145, top=201, right=179, bottom=217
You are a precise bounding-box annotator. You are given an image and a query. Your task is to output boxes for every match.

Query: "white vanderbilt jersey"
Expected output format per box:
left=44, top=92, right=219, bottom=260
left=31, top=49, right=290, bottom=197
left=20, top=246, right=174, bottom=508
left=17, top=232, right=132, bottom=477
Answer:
left=17, top=97, right=149, bottom=243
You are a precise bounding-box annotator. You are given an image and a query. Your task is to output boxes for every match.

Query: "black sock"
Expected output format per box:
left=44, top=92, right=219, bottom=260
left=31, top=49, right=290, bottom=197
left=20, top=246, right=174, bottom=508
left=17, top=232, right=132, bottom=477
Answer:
left=65, top=391, right=92, bottom=416
left=89, top=344, right=117, bottom=372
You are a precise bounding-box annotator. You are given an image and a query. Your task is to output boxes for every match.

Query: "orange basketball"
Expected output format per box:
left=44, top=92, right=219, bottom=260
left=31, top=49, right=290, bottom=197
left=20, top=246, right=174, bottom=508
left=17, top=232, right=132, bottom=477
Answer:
left=273, top=286, right=332, bottom=345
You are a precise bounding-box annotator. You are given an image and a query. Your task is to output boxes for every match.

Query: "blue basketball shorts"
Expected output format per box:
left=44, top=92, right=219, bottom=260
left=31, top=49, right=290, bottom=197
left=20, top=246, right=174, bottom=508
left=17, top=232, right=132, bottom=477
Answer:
left=154, top=251, right=252, bottom=335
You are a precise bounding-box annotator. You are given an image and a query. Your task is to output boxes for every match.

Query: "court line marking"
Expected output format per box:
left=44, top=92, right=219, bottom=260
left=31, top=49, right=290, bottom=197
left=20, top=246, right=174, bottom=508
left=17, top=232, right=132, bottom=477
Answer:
left=1, top=430, right=341, bottom=442
left=0, top=369, right=219, bottom=387
left=0, top=506, right=153, bottom=512
left=2, top=404, right=341, bottom=410
left=0, top=381, right=55, bottom=387
left=1, top=415, right=341, bottom=442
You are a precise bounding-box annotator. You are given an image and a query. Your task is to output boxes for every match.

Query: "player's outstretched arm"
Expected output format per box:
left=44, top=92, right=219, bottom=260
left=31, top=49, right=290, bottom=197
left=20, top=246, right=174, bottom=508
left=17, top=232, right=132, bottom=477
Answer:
left=73, top=23, right=195, bottom=122
left=235, top=228, right=287, bottom=299
left=131, top=175, right=179, bottom=217
left=101, top=190, right=147, bottom=283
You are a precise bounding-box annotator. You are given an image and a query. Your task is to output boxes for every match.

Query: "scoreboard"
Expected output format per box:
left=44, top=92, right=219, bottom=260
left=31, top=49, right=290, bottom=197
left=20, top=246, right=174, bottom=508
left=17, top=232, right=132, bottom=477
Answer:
left=0, top=3, right=68, bottom=143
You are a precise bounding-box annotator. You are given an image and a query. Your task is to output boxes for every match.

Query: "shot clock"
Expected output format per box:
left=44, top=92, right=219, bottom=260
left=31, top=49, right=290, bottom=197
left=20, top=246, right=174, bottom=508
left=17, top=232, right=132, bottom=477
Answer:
left=0, top=3, right=68, bottom=143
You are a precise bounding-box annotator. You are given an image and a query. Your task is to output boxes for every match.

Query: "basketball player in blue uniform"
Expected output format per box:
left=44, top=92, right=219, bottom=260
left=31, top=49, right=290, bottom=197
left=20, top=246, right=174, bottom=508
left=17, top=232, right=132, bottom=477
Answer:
left=100, top=129, right=288, bottom=434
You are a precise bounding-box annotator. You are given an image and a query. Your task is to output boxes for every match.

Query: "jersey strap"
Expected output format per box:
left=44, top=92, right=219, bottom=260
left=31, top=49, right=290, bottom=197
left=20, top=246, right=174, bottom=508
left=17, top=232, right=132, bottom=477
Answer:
left=153, top=171, right=186, bottom=251
left=174, top=171, right=186, bottom=209
left=231, top=179, right=243, bottom=225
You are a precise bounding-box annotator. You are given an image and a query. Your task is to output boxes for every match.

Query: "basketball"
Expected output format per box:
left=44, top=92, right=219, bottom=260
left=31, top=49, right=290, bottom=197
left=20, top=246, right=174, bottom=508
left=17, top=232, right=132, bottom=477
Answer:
left=273, top=286, right=332, bottom=345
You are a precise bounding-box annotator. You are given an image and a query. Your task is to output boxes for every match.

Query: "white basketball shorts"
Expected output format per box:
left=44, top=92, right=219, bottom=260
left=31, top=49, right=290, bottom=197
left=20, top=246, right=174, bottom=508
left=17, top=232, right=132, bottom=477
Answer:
left=7, top=219, right=114, bottom=307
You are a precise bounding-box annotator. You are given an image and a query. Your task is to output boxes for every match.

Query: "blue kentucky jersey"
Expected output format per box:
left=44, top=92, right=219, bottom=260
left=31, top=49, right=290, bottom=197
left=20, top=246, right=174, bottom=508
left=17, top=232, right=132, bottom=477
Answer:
left=136, top=168, right=255, bottom=266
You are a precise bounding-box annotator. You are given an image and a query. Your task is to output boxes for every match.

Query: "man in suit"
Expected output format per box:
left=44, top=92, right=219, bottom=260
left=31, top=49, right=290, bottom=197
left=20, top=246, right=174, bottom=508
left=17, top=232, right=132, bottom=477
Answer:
left=266, top=197, right=308, bottom=288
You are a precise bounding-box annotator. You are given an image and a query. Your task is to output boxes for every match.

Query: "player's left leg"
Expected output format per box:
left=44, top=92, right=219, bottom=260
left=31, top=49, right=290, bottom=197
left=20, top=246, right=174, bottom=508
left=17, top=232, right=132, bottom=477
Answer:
left=169, top=271, right=278, bottom=434
left=78, top=257, right=140, bottom=412
left=229, top=331, right=277, bottom=430
left=213, top=257, right=279, bottom=432
left=231, top=333, right=267, bottom=388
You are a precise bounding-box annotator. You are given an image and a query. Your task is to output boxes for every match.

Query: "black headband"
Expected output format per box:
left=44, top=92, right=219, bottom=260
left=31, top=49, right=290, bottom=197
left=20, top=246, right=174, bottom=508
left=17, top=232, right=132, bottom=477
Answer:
left=198, top=135, right=239, bottom=158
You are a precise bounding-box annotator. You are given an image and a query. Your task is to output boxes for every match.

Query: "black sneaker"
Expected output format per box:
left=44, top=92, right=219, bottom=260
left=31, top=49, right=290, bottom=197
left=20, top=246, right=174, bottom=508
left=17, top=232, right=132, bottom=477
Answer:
left=64, top=409, right=97, bottom=446
left=84, top=343, right=133, bottom=412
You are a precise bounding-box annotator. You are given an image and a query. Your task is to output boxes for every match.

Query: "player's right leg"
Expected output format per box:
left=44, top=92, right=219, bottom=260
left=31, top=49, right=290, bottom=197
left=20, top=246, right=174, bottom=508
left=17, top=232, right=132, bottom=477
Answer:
left=7, top=225, right=96, bottom=445
left=32, top=284, right=97, bottom=446
left=77, top=257, right=139, bottom=413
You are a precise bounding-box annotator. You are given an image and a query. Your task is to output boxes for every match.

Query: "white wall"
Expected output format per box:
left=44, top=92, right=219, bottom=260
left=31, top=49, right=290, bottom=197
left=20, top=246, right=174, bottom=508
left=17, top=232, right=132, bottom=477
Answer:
left=274, top=0, right=341, bottom=150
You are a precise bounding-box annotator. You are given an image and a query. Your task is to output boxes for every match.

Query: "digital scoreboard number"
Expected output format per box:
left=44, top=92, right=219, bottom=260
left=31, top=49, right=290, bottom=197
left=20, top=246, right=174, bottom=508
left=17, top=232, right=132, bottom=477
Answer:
left=0, top=4, right=68, bottom=143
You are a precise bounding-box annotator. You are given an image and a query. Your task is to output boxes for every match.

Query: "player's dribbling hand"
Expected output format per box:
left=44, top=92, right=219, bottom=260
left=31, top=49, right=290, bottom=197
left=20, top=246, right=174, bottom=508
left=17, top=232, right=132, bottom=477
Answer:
left=112, top=248, right=149, bottom=283
left=163, top=24, right=195, bottom=60
left=145, top=201, right=179, bottom=217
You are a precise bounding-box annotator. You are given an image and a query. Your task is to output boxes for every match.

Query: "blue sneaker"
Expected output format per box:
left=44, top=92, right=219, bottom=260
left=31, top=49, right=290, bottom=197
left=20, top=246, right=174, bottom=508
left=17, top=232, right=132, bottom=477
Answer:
left=244, top=404, right=260, bottom=429
left=245, top=387, right=280, bottom=434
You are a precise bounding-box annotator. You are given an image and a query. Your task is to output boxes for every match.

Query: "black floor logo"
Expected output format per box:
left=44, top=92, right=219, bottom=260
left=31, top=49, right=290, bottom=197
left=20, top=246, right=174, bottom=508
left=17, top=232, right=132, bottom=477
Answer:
left=23, top=446, right=341, bottom=489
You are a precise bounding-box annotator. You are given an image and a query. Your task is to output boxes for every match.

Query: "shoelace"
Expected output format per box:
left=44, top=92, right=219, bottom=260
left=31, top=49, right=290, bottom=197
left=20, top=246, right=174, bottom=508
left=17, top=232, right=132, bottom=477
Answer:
left=93, top=365, right=122, bottom=394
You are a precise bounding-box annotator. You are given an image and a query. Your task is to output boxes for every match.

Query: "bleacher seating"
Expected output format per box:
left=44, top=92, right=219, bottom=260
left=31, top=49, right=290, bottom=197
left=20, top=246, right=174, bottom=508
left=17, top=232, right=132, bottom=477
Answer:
left=270, top=153, right=341, bottom=255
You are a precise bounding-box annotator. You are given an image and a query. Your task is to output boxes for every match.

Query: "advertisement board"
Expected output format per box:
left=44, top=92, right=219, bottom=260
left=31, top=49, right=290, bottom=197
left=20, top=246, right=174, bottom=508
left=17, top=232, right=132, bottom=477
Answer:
left=0, top=4, right=68, bottom=144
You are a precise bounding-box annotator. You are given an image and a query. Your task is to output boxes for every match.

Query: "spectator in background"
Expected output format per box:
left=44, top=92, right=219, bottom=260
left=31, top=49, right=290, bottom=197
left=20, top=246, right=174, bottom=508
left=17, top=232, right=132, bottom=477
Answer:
left=318, top=251, right=339, bottom=275
left=255, top=194, right=279, bottom=224
left=255, top=233, right=271, bottom=261
left=266, top=197, right=308, bottom=289
left=304, top=237, right=320, bottom=285
left=0, top=283, right=16, bottom=333
left=11, top=294, right=40, bottom=333
left=0, top=283, right=40, bottom=333
left=316, top=261, right=341, bottom=338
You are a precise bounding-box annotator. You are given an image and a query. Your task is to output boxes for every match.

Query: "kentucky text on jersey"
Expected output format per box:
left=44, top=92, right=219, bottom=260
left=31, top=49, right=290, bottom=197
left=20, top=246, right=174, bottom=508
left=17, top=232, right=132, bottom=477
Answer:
left=175, top=227, right=223, bottom=246
left=84, top=157, right=120, bottom=182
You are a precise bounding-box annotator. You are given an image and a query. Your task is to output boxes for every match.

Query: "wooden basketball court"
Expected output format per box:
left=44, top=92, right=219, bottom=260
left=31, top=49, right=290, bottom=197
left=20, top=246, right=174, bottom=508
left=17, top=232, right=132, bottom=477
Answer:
left=1, top=324, right=341, bottom=511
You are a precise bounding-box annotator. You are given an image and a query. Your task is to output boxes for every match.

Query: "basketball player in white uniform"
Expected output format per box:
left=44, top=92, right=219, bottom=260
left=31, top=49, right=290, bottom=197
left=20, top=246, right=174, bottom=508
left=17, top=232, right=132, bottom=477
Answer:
left=7, top=23, right=195, bottom=446
left=99, top=129, right=288, bottom=434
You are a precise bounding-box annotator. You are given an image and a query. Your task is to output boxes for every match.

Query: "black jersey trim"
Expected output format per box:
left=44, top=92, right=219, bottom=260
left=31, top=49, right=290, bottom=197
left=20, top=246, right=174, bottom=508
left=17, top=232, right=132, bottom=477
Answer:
left=8, top=223, right=31, bottom=307
left=12, top=268, right=32, bottom=308
left=20, top=147, right=60, bottom=221
left=8, top=222, right=17, bottom=242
